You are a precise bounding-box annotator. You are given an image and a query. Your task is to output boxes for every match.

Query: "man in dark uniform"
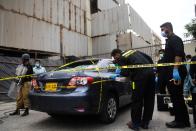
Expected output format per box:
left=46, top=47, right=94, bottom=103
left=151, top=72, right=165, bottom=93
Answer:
left=190, top=48, right=196, bottom=126
left=157, top=49, right=167, bottom=94
left=190, top=50, right=196, bottom=86
left=111, top=49, right=155, bottom=130
left=160, top=22, right=190, bottom=128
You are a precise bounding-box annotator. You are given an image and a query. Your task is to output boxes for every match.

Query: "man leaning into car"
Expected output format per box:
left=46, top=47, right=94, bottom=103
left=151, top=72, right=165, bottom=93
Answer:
left=111, top=49, right=155, bottom=130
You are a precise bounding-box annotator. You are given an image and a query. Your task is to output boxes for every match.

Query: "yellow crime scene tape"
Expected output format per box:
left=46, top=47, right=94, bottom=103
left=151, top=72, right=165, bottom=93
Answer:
left=0, top=61, right=196, bottom=81
left=0, top=59, right=195, bottom=113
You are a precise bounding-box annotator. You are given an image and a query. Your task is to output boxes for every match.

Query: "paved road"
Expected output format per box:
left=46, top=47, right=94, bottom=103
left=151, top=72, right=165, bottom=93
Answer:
left=0, top=101, right=195, bottom=131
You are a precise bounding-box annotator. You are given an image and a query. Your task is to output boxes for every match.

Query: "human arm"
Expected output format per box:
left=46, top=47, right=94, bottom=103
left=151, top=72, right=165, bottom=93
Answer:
left=190, top=56, right=196, bottom=84
left=171, top=37, right=185, bottom=80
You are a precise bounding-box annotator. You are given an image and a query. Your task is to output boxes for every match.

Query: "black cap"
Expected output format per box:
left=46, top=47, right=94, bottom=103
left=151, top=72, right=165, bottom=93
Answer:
left=22, top=53, right=30, bottom=60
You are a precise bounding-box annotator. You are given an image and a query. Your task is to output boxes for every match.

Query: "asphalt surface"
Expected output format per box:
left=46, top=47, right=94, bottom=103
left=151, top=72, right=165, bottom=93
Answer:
left=0, top=100, right=195, bottom=131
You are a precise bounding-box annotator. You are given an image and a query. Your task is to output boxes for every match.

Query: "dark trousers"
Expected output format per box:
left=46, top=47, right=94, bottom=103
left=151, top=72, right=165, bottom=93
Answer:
left=167, top=80, right=189, bottom=123
left=192, top=93, right=196, bottom=124
left=158, top=74, right=167, bottom=94
left=131, top=72, right=155, bottom=125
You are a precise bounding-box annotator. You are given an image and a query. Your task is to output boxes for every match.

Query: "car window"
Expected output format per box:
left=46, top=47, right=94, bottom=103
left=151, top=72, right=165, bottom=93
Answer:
left=97, top=59, right=115, bottom=73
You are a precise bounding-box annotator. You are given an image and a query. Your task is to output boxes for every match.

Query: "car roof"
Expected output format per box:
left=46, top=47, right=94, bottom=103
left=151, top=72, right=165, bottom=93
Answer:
left=70, top=58, right=112, bottom=63
left=56, top=58, right=112, bottom=70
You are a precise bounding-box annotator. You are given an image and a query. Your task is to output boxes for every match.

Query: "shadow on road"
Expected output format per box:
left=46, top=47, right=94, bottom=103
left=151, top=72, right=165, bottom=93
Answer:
left=30, top=104, right=131, bottom=130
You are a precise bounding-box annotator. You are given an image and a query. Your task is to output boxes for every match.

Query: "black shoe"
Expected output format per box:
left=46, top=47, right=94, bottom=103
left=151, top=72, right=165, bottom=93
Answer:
left=126, top=121, right=140, bottom=131
left=166, top=121, right=188, bottom=128
left=184, top=122, right=191, bottom=127
left=141, top=121, right=149, bottom=129
left=21, top=108, right=29, bottom=117
left=9, top=109, right=20, bottom=116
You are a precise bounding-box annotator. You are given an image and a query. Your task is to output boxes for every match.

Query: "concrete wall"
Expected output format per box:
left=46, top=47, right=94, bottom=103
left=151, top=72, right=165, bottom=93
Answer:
left=0, top=0, right=92, bottom=57
left=0, top=0, right=161, bottom=58
left=91, top=4, right=161, bottom=57
left=184, top=41, right=196, bottom=56
left=98, top=0, right=125, bottom=10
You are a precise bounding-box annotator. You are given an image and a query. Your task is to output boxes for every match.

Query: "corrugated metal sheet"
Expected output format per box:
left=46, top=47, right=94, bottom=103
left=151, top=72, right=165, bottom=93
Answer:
left=70, top=3, right=76, bottom=31
left=184, top=42, right=196, bottom=56
left=117, top=0, right=125, bottom=5
left=51, top=0, right=58, bottom=24
left=92, top=34, right=117, bottom=55
left=57, top=0, right=64, bottom=25
left=43, top=0, right=50, bottom=22
left=0, top=0, right=88, bottom=35
left=81, top=10, right=85, bottom=34
left=63, top=0, right=70, bottom=29
left=0, top=9, right=5, bottom=46
left=72, top=0, right=80, bottom=8
left=0, top=10, right=60, bottom=53
left=98, top=0, right=118, bottom=11
left=34, top=0, right=43, bottom=19
left=0, top=0, right=91, bottom=56
left=129, top=5, right=153, bottom=48
left=92, top=4, right=130, bottom=37
left=80, top=0, right=86, bottom=11
left=76, top=7, right=81, bottom=33
left=62, top=29, right=88, bottom=56
left=117, top=33, right=132, bottom=51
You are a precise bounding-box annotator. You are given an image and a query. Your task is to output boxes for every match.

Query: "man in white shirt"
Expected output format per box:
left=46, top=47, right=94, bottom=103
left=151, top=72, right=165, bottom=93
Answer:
left=33, top=60, right=46, bottom=75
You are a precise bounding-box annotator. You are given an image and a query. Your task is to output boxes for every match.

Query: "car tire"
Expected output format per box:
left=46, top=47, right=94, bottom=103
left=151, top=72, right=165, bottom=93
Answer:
left=99, top=94, right=118, bottom=123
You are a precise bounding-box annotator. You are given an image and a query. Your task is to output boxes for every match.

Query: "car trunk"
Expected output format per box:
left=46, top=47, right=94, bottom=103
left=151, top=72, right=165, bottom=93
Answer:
left=36, top=71, right=85, bottom=93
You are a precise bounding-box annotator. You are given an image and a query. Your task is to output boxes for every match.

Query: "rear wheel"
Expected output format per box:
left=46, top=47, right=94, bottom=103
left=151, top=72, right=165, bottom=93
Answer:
left=100, top=94, right=118, bottom=123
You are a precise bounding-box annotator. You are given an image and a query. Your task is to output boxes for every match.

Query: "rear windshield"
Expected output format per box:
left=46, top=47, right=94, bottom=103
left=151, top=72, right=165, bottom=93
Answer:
left=56, top=60, right=99, bottom=71
left=55, top=59, right=115, bottom=72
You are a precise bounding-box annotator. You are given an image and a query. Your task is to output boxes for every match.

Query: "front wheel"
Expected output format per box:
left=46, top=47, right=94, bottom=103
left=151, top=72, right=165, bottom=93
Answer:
left=99, top=94, right=118, bottom=123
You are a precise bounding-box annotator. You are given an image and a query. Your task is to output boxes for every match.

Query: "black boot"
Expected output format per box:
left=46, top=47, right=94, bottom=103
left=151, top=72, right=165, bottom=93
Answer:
left=166, top=120, right=190, bottom=128
left=141, top=121, right=149, bottom=129
left=21, top=108, right=29, bottom=117
left=9, top=109, right=20, bottom=116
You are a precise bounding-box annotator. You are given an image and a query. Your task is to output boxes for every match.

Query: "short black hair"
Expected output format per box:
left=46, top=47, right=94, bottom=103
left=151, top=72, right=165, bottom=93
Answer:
left=111, top=49, right=122, bottom=56
left=35, top=59, right=41, bottom=63
left=159, top=49, right=165, bottom=53
left=160, top=22, right=173, bottom=31
left=186, top=55, right=192, bottom=59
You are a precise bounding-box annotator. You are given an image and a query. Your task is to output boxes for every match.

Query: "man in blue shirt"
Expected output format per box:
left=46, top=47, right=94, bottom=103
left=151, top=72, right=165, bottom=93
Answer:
left=33, top=60, right=46, bottom=75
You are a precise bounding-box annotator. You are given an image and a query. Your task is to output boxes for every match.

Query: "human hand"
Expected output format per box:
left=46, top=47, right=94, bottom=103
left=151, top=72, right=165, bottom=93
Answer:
left=110, top=74, right=119, bottom=80
left=192, top=79, right=196, bottom=84
left=115, top=68, right=121, bottom=75
left=173, top=68, right=181, bottom=81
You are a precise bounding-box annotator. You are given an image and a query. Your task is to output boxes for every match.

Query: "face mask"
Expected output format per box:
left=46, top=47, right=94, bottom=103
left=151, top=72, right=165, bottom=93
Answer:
left=161, top=31, right=167, bottom=37
left=35, top=63, right=40, bottom=67
left=160, top=54, right=164, bottom=58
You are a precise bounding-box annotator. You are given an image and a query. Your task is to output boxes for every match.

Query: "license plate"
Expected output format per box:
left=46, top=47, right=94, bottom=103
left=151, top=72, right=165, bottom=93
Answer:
left=45, top=83, right=57, bottom=92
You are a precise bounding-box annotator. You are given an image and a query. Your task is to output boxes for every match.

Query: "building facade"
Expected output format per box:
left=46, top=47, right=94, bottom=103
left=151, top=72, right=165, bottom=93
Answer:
left=0, top=0, right=161, bottom=59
